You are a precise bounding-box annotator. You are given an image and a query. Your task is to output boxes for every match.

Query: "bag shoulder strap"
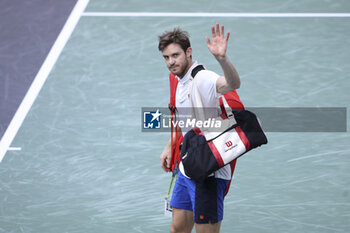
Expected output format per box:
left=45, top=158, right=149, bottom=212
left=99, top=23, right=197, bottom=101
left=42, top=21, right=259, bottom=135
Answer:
left=169, top=73, right=178, bottom=113
left=191, top=64, right=205, bottom=78
left=168, top=72, right=182, bottom=172
left=189, top=69, right=206, bottom=122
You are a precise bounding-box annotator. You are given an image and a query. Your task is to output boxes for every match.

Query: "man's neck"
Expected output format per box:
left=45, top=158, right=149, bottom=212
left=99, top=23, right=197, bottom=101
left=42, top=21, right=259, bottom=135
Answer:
left=178, top=60, right=194, bottom=79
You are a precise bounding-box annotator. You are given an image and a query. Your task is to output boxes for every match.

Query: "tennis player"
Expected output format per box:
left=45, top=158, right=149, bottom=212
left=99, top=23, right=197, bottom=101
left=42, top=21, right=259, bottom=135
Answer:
left=159, top=24, right=241, bottom=233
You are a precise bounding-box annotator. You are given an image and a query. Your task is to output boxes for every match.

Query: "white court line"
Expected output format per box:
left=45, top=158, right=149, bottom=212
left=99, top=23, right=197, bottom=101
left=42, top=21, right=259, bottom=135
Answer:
left=8, top=147, right=22, bottom=151
left=0, top=0, right=90, bottom=163
left=82, top=12, right=350, bottom=17
left=287, top=149, right=350, bottom=163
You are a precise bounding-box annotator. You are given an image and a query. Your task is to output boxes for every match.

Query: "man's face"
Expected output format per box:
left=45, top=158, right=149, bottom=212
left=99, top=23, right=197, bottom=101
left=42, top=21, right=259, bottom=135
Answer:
left=162, top=43, right=192, bottom=78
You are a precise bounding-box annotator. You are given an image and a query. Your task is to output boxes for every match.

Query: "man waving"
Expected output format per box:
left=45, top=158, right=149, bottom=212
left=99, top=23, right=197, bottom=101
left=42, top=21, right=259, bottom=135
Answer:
left=159, top=24, right=241, bottom=233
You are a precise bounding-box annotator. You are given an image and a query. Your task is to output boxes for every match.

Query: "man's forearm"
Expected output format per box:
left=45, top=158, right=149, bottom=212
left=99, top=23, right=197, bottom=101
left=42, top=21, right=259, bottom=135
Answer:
left=217, top=55, right=241, bottom=90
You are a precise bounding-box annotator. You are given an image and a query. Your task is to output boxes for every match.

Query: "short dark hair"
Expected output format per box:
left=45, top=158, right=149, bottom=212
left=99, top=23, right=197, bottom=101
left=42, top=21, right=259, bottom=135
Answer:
left=158, top=27, right=191, bottom=52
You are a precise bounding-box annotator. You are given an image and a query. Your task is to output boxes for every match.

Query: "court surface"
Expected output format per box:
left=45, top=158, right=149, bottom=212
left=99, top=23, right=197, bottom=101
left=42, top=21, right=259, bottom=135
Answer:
left=0, top=0, right=349, bottom=232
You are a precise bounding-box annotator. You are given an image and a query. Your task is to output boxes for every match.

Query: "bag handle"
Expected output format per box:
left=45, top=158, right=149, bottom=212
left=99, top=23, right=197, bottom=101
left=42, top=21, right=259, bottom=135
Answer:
left=189, top=77, right=206, bottom=123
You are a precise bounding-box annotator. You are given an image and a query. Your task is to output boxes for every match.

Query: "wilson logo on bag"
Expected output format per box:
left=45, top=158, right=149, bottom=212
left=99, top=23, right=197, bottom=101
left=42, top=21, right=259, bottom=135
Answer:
left=225, top=141, right=233, bottom=147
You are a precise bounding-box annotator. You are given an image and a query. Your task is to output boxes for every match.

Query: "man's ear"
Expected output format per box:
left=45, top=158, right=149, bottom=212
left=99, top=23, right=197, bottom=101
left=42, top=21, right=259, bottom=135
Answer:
left=186, top=47, right=192, bottom=58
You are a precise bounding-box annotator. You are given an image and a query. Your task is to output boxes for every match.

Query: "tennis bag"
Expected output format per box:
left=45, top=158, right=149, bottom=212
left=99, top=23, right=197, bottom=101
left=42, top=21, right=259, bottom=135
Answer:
left=180, top=106, right=268, bottom=182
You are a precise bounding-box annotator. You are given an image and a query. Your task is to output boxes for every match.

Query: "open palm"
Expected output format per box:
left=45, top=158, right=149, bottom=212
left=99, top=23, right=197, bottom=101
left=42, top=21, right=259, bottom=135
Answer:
left=205, top=24, right=230, bottom=59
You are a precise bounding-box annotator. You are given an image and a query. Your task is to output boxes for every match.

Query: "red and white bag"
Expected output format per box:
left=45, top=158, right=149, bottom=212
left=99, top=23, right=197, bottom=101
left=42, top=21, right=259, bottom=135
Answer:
left=180, top=78, right=268, bottom=181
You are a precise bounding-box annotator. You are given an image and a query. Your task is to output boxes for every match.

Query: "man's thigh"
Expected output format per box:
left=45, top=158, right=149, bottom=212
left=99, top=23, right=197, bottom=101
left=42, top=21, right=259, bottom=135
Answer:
left=195, top=221, right=222, bottom=233
left=171, top=208, right=194, bottom=233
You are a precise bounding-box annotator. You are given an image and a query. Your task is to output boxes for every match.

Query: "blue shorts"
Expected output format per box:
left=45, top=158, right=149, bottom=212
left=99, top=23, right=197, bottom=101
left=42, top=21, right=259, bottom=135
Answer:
left=170, top=172, right=229, bottom=224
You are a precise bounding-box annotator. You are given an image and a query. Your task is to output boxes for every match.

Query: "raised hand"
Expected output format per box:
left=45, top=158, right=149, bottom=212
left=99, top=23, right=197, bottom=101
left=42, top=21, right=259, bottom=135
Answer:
left=205, top=23, right=230, bottom=60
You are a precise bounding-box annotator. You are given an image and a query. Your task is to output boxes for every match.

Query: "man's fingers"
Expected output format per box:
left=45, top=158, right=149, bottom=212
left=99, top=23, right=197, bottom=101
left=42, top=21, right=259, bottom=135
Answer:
left=160, top=154, right=171, bottom=172
left=226, top=32, right=230, bottom=41
left=211, top=26, right=215, bottom=38
left=211, top=24, right=227, bottom=39
left=162, top=162, right=171, bottom=172
left=205, top=36, right=211, bottom=45
left=161, top=160, right=168, bottom=171
left=216, top=23, right=220, bottom=37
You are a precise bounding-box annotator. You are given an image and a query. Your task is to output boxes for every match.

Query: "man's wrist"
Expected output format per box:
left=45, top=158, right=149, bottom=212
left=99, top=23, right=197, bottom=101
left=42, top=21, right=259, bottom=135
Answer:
left=215, top=54, right=228, bottom=63
left=215, top=55, right=228, bottom=64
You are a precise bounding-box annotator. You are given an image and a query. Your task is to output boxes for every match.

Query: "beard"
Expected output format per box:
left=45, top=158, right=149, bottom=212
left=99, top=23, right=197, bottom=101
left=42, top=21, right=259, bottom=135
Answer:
left=169, top=59, right=189, bottom=78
